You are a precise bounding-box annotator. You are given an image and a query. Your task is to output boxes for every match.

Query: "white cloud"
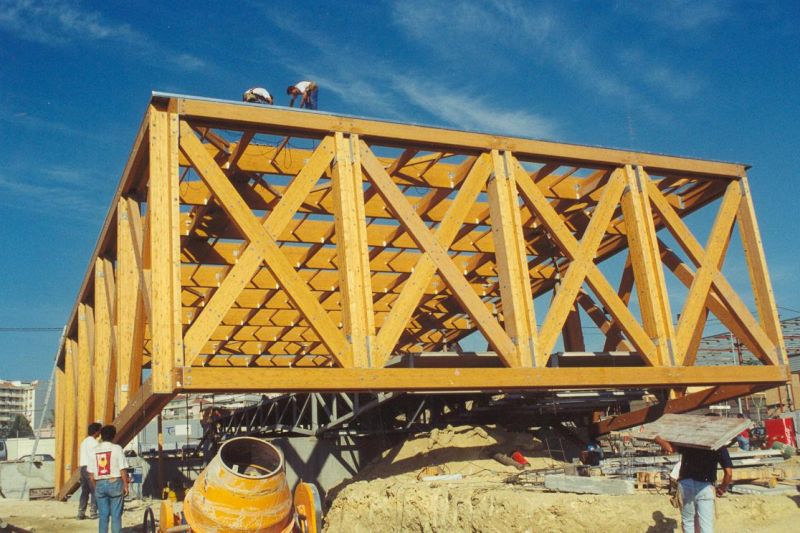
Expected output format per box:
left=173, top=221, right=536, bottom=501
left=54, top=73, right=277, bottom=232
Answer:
left=263, top=9, right=558, bottom=138
left=392, top=76, right=557, bottom=138
left=0, top=0, right=206, bottom=71
left=390, top=0, right=702, bottom=117
left=617, top=0, right=728, bottom=31
left=0, top=171, right=104, bottom=219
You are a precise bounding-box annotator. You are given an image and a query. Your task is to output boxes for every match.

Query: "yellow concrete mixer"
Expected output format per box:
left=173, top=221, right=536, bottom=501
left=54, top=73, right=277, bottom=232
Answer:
left=142, top=437, right=322, bottom=533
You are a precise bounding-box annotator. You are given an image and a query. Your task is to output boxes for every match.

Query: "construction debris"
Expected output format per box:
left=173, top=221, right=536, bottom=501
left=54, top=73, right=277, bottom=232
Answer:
left=544, top=474, right=635, bottom=495
left=729, top=484, right=798, bottom=495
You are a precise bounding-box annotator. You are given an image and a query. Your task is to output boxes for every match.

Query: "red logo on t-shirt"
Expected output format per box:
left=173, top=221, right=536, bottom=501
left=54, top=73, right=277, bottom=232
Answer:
left=95, top=451, right=112, bottom=476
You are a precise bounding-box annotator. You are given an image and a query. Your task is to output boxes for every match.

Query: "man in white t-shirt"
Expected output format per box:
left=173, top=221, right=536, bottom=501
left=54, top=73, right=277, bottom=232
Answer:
left=242, top=87, right=273, bottom=105
left=287, top=80, right=318, bottom=109
left=88, top=425, right=130, bottom=533
left=77, top=422, right=102, bottom=520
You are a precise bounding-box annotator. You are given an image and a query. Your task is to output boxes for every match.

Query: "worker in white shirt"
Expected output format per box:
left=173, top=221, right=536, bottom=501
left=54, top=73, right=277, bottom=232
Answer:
left=77, top=422, right=102, bottom=520
left=88, top=425, right=130, bottom=533
left=242, top=87, right=273, bottom=104
left=286, top=80, right=318, bottom=109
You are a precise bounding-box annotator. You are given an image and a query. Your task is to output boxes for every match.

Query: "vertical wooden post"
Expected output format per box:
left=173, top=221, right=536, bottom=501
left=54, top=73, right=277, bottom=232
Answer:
left=562, top=305, right=586, bottom=352
left=486, top=150, right=538, bottom=367
left=149, top=105, right=184, bottom=392
left=737, top=175, right=787, bottom=366
left=77, top=303, right=95, bottom=434
left=117, top=197, right=145, bottom=409
left=93, top=257, right=116, bottom=423
left=603, top=255, right=634, bottom=352
left=157, top=414, right=165, bottom=494
left=63, top=339, right=79, bottom=485
left=331, top=133, right=375, bottom=367
left=620, top=165, right=676, bottom=366
left=54, top=366, right=65, bottom=493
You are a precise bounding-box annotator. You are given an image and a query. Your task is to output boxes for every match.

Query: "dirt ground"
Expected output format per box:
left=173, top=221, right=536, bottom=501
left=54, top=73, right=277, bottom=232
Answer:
left=0, top=498, right=151, bottom=532
left=323, top=425, right=800, bottom=533
left=2, top=425, right=797, bottom=532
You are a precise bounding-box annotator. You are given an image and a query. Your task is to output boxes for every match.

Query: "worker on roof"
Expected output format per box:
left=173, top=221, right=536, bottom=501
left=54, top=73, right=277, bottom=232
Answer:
left=287, top=80, right=318, bottom=109
left=242, top=87, right=273, bottom=105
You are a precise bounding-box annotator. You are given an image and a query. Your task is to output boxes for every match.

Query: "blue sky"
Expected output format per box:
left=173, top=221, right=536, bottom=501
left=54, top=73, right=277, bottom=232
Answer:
left=0, top=0, right=798, bottom=381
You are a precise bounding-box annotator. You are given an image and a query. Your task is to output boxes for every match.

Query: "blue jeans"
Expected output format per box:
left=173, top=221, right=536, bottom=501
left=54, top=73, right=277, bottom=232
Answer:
left=301, top=87, right=318, bottom=109
left=95, top=478, right=124, bottom=533
left=679, top=479, right=714, bottom=533
left=735, top=434, right=750, bottom=451
left=78, top=466, right=97, bottom=517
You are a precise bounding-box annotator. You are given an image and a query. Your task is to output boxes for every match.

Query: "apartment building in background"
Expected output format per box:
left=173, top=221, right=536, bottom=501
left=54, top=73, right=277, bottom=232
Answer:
left=0, top=379, right=38, bottom=428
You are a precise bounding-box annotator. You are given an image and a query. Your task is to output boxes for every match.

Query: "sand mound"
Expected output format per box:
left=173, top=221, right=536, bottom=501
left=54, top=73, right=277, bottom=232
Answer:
left=325, top=481, right=799, bottom=533
left=324, top=425, right=800, bottom=532
left=352, top=425, right=560, bottom=483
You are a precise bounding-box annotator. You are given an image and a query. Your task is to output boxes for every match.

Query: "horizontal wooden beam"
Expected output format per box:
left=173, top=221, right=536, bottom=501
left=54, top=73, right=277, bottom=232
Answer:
left=177, top=365, right=789, bottom=393
left=171, top=95, right=747, bottom=178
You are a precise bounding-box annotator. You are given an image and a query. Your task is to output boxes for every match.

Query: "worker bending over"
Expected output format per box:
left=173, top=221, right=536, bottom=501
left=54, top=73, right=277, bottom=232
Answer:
left=242, top=87, right=273, bottom=104
left=287, top=80, right=318, bottom=109
left=655, top=435, right=733, bottom=533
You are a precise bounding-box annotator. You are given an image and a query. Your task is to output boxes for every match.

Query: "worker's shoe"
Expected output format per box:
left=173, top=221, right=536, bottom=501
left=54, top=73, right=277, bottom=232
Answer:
left=76, top=514, right=86, bottom=520
left=89, top=512, right=98, bottom=519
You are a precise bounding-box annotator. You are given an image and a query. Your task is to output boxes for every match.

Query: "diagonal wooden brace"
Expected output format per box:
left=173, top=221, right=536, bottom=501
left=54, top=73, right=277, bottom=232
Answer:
left=180, top=122, right=352, bottom=367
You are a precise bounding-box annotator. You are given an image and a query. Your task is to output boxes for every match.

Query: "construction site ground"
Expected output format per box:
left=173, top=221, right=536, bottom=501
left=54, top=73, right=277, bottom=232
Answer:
left=0, top=499, right=145, bottom=532
left=323, top=425, right=800, bottom=532
left=1, top=425, right=798, bottom=532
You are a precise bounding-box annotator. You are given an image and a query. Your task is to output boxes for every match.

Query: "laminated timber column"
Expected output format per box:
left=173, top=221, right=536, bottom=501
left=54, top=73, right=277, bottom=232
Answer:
left=148, top=105, right=184, bottom=393
left=332, top=133, right=375, bottom=367
left=77, top=303, right=94, bottom=431
left=54, top=365, right=64, bottom=493
left=486, top=150, right=537, bottom=367
left=116, top=197, right=146, bottom=409
left=93, top=257, right=117, bottom=423
left=737, top=175, right=787, bottom=367
left=620, top=165, right=676, bottom=367
left=62, top=338, right=79, bottom=488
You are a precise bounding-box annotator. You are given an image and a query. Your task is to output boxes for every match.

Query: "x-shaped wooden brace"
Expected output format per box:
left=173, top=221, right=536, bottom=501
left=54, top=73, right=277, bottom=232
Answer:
left=647, top=179, right=778, bottom=365
left=512, top=158, right=659, bottom=366
left=179, top=123, right=353, bottom=367
left=534, top=166, right=626, bottom=358
left=673, top=179, right=740, bottom=363
left=360, top=143, right=522, bottom=367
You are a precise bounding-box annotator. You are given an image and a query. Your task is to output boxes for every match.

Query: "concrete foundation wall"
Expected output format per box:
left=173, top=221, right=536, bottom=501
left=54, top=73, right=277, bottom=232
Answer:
left=5, top=438, right=55, bottom=461
left=0, top=460, right=54, bottom=499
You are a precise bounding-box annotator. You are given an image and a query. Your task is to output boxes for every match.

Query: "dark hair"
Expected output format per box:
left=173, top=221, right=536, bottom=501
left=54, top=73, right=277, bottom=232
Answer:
left=286, top=85, right=295, bottom=95
left=88, top=422, right=102, bottom=435
left=100, top=425, right=117, bottom=442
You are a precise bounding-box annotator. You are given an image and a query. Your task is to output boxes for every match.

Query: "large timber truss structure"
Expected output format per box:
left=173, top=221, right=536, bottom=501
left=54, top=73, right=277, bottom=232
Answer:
left=54, top=93, right=789, bottom=497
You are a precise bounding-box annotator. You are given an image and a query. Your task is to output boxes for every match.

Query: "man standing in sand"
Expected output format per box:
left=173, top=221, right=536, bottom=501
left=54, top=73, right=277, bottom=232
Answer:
left=88, top=425, right=130, bottom=533
left=77, top=422, right=102, bottom=520
left=655, top=435, right=733, bottom=533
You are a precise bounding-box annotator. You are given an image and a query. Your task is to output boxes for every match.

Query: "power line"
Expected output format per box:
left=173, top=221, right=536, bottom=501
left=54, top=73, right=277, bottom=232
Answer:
left=0, top=328, right=62, bottom=332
